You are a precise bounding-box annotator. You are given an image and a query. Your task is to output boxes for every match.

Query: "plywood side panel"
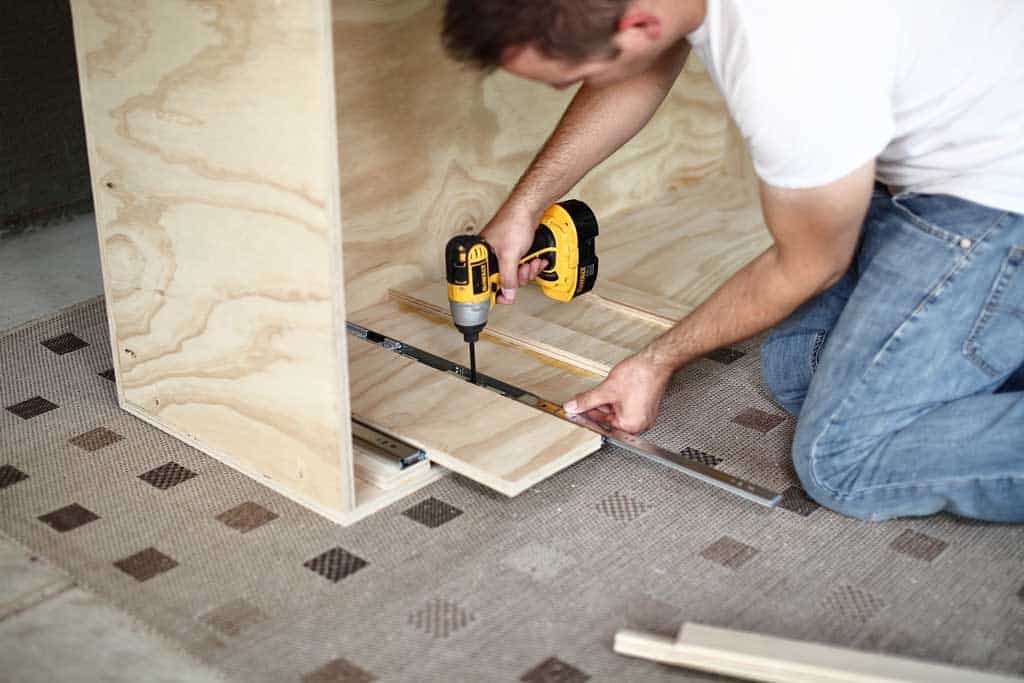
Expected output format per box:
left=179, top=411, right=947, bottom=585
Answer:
left=347, top=336, right=602, bottom=496
left=332, top=0, right=743, bottom=313
left=598, top=177, right=771, bottom=312
left=71, top=0, right=354, bottom=513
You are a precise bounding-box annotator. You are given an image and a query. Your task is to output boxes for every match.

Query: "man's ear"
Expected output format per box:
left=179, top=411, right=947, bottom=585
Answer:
left=617, top=9, right=663, bottom=42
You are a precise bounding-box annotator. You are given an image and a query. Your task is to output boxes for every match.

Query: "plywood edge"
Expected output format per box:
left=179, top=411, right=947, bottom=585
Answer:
left=351, top=466, right=448, bottom=523
left=353, top=444, right=430, bottom=489
left=389, top=283, right=623, bottom=376
left=68, top=1, right=126, bottom=409
left=419, top=434, right=599, bottom=497
left=590, top=281, right=694, bottom=327
left=314, top=0, right=356, bottom=512
left=614, top=630, right=680, bottom=663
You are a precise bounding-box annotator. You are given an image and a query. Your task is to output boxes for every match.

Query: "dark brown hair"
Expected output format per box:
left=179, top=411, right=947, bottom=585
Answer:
left=443, top=0, right=630, bottom=70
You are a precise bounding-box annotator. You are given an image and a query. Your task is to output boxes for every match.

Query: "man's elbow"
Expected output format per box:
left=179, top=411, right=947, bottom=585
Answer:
left=780, top=254, right=852, bottom=300
left=817, top=265, right=848, bottom=293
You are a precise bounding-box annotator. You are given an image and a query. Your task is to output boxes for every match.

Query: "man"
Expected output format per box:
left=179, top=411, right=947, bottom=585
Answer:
left=442, top=1, right=1024, bottom=522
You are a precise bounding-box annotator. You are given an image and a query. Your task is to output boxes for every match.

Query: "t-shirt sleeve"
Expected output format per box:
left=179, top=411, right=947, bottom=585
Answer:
left=718, top=3, right=897, bottom=188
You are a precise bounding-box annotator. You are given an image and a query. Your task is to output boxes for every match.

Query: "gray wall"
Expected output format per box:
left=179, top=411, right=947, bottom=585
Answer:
left=1, top=1, right=93, bottom=237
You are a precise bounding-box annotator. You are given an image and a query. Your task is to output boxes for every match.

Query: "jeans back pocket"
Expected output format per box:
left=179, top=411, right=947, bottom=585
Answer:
left=964, top=245, right=1024, bottom=378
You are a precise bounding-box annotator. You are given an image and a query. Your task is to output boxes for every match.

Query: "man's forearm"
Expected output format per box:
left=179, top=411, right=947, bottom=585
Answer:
left=643, top=245, right=838, bottom=373
left=507, top=42, right=689, bottom=216
left=562, top=164, right=873, bottom=431
left=643, top=165, right=875, bottom=375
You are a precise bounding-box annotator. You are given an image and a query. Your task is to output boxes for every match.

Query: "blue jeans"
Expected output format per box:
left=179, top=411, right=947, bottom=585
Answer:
left=761, top=187, right=1024, bottom=522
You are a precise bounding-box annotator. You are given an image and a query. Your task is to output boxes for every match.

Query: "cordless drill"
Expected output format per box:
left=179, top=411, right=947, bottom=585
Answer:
left=445, top=200, right=599, bottom=382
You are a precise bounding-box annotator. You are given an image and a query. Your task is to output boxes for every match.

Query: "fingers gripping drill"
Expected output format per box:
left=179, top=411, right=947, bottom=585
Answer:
left=445, top=200, right=599, bottom=383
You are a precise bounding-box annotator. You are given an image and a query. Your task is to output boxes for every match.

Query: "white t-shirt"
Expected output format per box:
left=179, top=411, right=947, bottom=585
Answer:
left=687, top=0, right=1024, bottom=214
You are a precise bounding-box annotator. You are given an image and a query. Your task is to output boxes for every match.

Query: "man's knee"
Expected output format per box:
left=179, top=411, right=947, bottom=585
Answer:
left=760, top=330, right=825, bottom=417
left=789, top=417, right=883, bottom=520
left=789, top=420, right=942, bottom=521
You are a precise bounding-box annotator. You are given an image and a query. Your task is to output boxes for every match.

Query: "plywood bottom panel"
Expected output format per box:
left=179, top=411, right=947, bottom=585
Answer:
left=346, top=336, right=602, bottom=496
left=352, top=466, right=447, bottom=522
left=353, top=443, right=430, bottom=490
left=350, top=300, right=601, bottom=405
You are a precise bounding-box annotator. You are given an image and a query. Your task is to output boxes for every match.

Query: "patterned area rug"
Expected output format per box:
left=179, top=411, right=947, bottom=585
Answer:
left=1, top=299, right=1022, bottom=682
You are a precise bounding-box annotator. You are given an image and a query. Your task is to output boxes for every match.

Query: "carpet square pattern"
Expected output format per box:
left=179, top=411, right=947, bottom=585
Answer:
left=217, top=502, right=279, bottom=533
left=39, top=331, right=89, bottom=355
left=1, top=299, right=1022, bottom=681
left=304, top=547, right=369, bottom=583
left=114, top=547, right=179, bottom=582
left=68, top=425, right=123, bottom=451
left=402, top=496, right=463, bottom=528
left=38, top=502, right=100, bottom=532
left=202, top=598, right=266, bottom=637
left=5, top=395, right=59, bottom=419
left=139, top=461, right=198, bottom=490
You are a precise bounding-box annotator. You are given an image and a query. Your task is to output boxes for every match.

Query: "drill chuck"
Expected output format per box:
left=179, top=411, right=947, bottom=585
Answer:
left=451, top=300, right=489, bottom=342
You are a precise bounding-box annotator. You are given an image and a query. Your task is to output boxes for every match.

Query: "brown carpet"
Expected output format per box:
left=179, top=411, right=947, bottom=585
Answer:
left=1, top=298, right=1022, bottom=682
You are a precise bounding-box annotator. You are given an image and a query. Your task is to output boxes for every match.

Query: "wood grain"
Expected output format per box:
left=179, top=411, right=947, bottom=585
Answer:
left=352, top=441, right=431, bottom=490
left=73, top=0, right=764, bottom=522
left=390, top=282, right=666, bottom=376
left=597, top=176, right=770, bottom=314
left=71, top=0, right=355, bottom=514
left=350, top=300, right=601, bottom=406
left=347, top=336, right=602, bottom=496
left=614, top=623, right=1021, bottom=683
left=352, top=464, right=447, bottom=522
left=387, top=173, right=771, bottom=377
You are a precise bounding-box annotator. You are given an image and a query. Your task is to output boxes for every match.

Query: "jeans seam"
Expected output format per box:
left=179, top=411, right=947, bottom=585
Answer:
left=891, top=196, right=1009, bottom=247
left=829, top=471, right=1024, bottom=501
left=809, top=331, right=827, bottom=373
left=963, top=240, right=1024, bottom=377
left=891, top=197, right=960, bottom=244
left=808, top=249, right=973, bottom=498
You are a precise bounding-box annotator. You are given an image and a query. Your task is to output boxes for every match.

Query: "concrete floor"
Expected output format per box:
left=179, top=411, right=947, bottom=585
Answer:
left=0, top=216, right=224, bottom=682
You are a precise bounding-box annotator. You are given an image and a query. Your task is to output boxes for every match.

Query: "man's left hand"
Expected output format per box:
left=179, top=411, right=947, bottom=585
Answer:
left=563, top=351, right=672, bottom=433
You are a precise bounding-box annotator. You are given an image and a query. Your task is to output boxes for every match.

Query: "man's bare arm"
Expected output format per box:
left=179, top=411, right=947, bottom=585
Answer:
left=565, top=161, right=877, bottom=431
left=646, top=162, right=876, bottom=368
left=509, top=41, right=690, bottom=215
left=484, top=40, right=689, bottom=300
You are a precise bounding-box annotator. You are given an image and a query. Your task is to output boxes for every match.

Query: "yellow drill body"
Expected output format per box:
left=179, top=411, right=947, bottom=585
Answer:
left=445, top=200, right=599, bottom=348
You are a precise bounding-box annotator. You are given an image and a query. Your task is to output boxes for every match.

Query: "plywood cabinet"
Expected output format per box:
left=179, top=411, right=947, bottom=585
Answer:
left=71, top=0, right=767, bottom=524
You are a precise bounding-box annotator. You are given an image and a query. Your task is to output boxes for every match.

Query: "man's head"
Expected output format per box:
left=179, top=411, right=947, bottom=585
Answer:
left=443, top=0, right=702, bottom=89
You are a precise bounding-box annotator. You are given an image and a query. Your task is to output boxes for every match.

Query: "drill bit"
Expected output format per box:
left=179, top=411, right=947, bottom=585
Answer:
left=468, top=341, right=477, bottom=384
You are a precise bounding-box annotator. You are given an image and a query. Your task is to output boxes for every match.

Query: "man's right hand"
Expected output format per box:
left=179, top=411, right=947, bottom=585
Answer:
left=479, top=203, right=548, bottom=304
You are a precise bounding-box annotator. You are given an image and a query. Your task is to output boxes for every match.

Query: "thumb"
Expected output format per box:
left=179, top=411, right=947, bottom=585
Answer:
left=564, top=386, right=610, bottom=415
left=497, top=250, right=520, bottom=303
